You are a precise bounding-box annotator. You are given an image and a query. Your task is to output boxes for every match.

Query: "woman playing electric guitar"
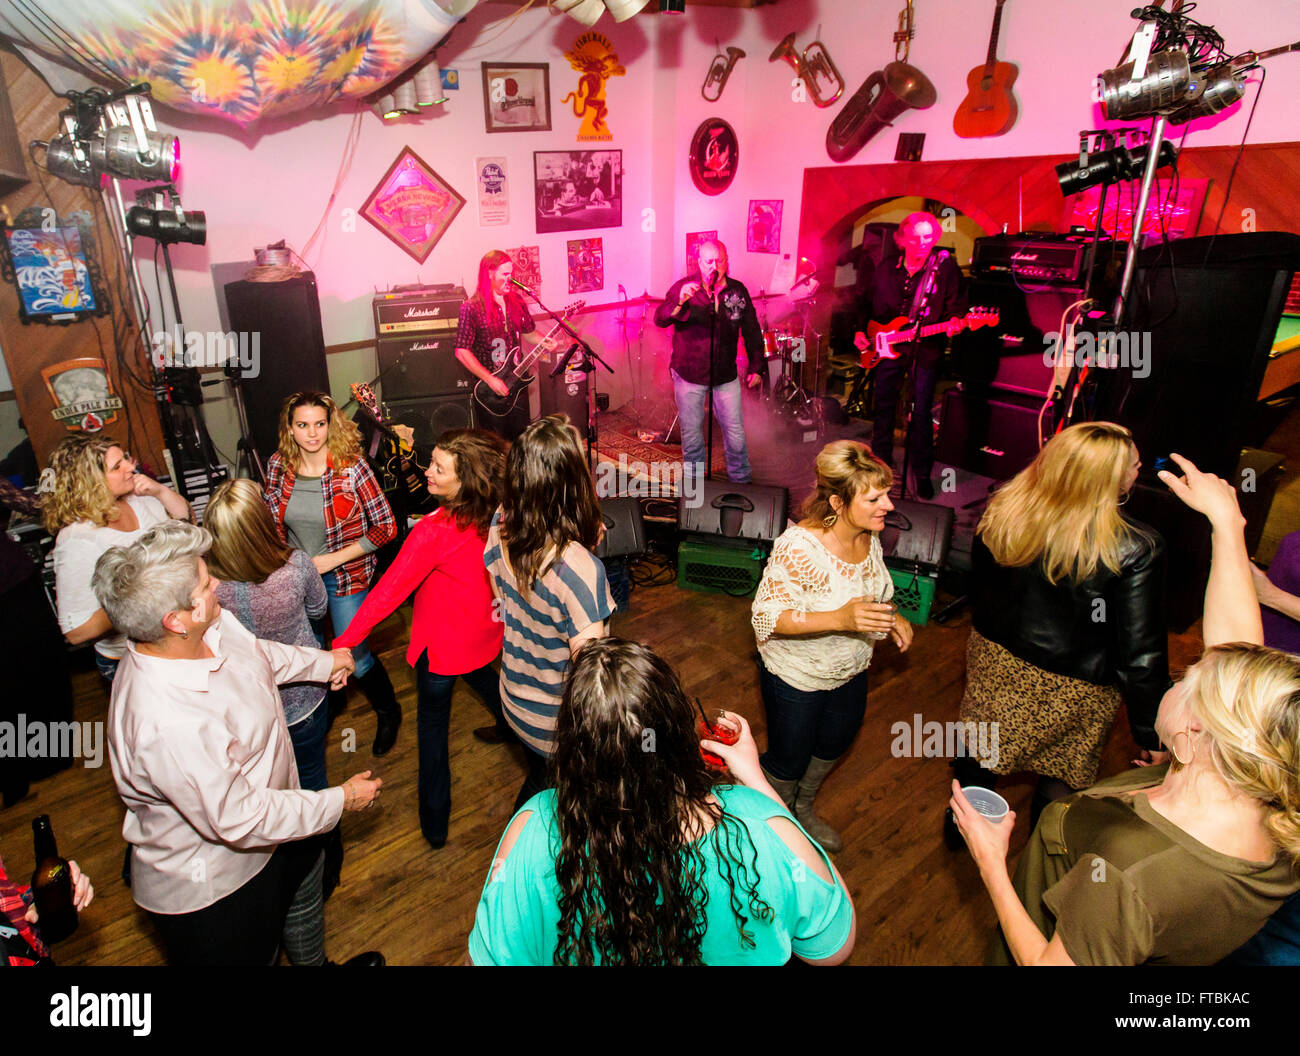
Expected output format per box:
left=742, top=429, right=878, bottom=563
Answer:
left=454, top=250, right=558, bottom=442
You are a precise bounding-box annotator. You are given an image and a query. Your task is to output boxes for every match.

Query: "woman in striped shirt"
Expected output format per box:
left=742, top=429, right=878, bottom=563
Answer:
left=484, top=415, right=615, bottom=811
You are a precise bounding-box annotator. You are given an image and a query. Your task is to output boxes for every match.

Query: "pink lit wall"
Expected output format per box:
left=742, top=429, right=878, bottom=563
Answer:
left=130, top=0, right=1300, bottom=455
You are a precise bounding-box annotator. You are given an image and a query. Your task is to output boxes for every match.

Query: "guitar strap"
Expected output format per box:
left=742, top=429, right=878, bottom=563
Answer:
left=907, top=248, right=946, bottom=326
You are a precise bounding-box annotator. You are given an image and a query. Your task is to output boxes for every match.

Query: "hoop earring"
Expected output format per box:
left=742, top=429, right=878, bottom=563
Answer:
left=822, top=513, right=837, bottom=529
left=1170, top=727, right=1196, bottom=767
left=1118, top=490, right=1131, bottom=506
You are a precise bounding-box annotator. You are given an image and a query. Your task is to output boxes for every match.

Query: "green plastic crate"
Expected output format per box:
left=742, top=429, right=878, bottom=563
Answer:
left=888, top=565, right=938, bottom=625
left=677, top=538, right=767, bottom=598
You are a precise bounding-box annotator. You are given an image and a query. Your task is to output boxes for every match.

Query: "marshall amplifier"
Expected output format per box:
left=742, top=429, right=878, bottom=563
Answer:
left=377, top=332, right=469, bottom=400
left=971, top=234, right=1116, bottom=287
left=372, top=284, right=466, bottom=335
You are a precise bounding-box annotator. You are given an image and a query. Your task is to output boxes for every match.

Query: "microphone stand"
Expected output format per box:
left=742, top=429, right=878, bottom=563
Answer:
left=515, top=283, right=613, bottom=469
left=705, top=272, right=720, bottom=482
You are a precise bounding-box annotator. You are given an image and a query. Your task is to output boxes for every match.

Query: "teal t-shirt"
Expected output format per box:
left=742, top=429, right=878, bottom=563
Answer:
left=468, top=784, right=853, bottom=965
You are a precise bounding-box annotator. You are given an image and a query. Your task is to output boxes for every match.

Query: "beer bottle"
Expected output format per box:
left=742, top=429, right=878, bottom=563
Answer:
left=30, top=815, right=78, bottom=944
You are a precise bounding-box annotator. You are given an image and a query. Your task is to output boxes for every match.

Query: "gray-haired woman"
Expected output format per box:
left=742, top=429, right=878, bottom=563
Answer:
left=93, top=522, right=383, bottom=966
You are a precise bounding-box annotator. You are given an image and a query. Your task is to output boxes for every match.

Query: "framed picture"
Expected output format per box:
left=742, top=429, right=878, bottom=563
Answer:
left=506, top=245, right=542, bottom=297
left=1062, top=177, right=1209, bottom=242
left=534, top=150, right=622, bottom=234
left=482, top=62, right=551, bottom=133
left=0, top=208, right=110, bottom=325
left=567, top=238, right=604, bottom=294
left=360, top=146, right=466, bottom=264
left=747, top=200, right=782, bottom=254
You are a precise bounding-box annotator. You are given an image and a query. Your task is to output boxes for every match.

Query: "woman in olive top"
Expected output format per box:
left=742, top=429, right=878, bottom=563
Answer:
left=952, top=454, right=1300, bottom=966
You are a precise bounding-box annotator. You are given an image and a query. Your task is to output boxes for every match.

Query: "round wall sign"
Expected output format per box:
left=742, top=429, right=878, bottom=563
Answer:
left=689, top=118, right=739, bottom=196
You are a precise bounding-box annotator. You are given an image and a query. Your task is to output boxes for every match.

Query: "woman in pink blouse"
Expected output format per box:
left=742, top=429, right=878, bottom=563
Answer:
left=336, top=429, right=509, bottom=850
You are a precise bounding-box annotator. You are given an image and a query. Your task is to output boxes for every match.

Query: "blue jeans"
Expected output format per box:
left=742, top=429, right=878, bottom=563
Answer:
left=289, top=702, right=330, bottom=793
left=1221, top=891, right=1300, bottom=966
left=414, top=653, right=503, bottom=845
left=872, top=355, right=940, bottom=482
left=672, top=369, right=751, bottom=483
left=318, top=572, right=374, bottom=677
left=95, top=652, right=120, bottom=682
left=758, top=662, right=870, bottom=782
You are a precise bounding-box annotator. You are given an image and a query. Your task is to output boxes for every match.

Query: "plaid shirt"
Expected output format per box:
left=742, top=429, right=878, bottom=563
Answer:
left=264, top=452, right=395, bottom=596
left=0, top=852, right=46, bottom=965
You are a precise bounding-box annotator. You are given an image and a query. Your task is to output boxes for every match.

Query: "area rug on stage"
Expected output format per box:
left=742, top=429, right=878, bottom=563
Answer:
left=595, top=409, right=727, bottom=478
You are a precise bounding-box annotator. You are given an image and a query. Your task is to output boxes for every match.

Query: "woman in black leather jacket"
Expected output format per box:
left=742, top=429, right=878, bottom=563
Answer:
left=948, top=422, right=1170, bottom=841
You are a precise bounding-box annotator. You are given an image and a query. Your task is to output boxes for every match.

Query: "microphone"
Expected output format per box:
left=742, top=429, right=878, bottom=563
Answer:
left=509, top=277, right=532, bottom=295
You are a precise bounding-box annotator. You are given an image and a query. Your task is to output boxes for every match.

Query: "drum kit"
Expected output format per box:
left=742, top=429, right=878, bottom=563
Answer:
left=756, top=287, right=825, bottom=431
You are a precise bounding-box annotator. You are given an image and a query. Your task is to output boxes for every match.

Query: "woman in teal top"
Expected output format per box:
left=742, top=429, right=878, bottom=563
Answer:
left=469, top=639, right=856, bottom=966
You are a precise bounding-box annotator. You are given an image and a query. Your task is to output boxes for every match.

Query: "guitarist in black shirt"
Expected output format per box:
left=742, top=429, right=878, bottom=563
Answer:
left=454, top=250, right=557, bottom=441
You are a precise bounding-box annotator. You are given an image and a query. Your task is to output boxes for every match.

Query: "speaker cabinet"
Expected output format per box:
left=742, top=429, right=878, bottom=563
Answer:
left=952, top=280, right=1089, bottom=398
left=377, top=334, right=470, bottom=400
left=1097, top=233, right=1300, bottom=479
left=678, top=479, right=789, bottom=543
left=936, top=388, right=1041, bottom=481
left=539, top=356, right=590, bottom=424
left=224, top=274, right=330, bottom=465
left=595, top=496, right=646, bottom=560
left=384, top=394, right=475, bottom=450
left=879, top=498, right=954, bottom=573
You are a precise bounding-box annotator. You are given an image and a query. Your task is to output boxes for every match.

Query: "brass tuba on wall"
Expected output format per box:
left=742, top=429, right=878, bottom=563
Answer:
left=769, top=32, right=845, bottom=108
left=702, top=46, right=746, bottom=102
left=825, top=61, right=936, bottom=163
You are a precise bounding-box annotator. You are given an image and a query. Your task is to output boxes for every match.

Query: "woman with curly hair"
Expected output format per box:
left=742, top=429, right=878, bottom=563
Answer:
left=45, top=435, right=190, bottom=680
left=335, top=429, right=510, bottom=849
left=469, top=638, right=857, bottom=965
left=484, top=414, right=614, bottom=810
left=263, top=392, right=401, bottom=756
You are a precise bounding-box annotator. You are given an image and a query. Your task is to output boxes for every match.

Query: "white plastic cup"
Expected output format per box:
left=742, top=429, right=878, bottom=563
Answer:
left=962, top=786, right=1010, bottom=824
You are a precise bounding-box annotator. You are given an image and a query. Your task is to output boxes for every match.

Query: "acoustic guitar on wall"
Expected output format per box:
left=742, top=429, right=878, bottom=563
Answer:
left=953, top=0, right=1018, bottom=138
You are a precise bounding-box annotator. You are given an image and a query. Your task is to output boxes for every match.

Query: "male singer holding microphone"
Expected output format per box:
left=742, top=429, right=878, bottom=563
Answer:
left=655, top=240, right=765, bottom=484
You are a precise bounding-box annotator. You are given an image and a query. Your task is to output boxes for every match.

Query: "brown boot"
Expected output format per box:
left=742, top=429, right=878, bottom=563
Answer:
left=794, top=756, right=844, bottom=853
left=760, top=766, right=798, bottom=812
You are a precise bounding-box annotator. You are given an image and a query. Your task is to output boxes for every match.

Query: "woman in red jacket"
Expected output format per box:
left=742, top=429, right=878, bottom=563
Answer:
left=336, top=429, right=509, bottom=850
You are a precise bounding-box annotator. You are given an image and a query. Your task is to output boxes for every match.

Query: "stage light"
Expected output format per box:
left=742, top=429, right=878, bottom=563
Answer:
left=1099, top=49, right=1193, bottom=121
left=1168, top=61, right=1246, bottom=124
left=45, top=126, right=178, bottom=186
left=1055, top=140, right=1178, bottom=196
left=660, top=0, right=686, bottom=12
left=604, top=0, right=653, bottom=19
left=126, top=204, right=207, bottom=245
left=390, top=79, right=419, bottom=116
left=413, top=60, right=449, bottom=107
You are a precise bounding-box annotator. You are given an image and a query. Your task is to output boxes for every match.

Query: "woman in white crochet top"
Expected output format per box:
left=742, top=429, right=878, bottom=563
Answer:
left=752, top=441, right=913, bottom=852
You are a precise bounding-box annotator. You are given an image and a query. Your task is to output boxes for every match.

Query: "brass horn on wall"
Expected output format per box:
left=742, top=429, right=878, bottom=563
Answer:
left=769, top=32, right=845, bottom=108
left=702, top=46, right=746, bottom=102
left=826, top=61, right=936, bottom=163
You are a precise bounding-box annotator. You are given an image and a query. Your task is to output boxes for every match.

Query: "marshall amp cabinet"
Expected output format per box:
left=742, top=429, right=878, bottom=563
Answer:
left=373, top=284, right=467, bottom=400
left=971, top=234, right=1116, bottom=287
left=372, top=284, right=465, bottom=335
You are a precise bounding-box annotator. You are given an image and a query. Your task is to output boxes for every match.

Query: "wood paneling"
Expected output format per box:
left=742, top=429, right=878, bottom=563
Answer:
left=0, top=47, right=167, bottom=473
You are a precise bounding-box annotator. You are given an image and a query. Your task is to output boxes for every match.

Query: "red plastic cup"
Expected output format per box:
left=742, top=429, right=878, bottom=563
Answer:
left=698, top=710, right=740, bottom=770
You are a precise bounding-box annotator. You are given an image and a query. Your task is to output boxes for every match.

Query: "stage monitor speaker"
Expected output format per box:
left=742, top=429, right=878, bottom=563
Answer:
left=224, top=273, right=330, bottom=465
left=678, top=479, right=789, bottom=543
left=383, top=394, right=474, bottom=450
left=936, top=388, right=1041, bottom=481
left=378, top=333, right=469, bottom=400
left=595, top=496, right=646, bottom=560
left=1095, top=233, right=1300, bottom=480
left=880, top=498, right=954, bottom=574
left=952, top=280, right=1089, bottom=398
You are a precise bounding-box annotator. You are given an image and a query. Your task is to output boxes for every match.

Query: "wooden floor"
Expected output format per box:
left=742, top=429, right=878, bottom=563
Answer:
left=5, top=406, right=1298, bottom=966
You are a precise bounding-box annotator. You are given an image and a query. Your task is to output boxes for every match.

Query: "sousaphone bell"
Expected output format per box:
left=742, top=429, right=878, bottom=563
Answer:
left=826, top=61, right=937, bottom=163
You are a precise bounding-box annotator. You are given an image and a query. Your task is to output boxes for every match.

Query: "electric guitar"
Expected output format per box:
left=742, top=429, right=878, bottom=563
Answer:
left=349, top=382, right=427, bottom=503
left=473, top=300, right=585, bottom=418
left=953, top=0, right=1018, bottom=138
left=857, top=307, right=1000, bottom=370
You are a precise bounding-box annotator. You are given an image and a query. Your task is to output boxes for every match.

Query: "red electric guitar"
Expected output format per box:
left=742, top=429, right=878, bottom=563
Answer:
left=857, top=307, right=1000, bottom=370
left=953, top=0, right=1019, bottom=138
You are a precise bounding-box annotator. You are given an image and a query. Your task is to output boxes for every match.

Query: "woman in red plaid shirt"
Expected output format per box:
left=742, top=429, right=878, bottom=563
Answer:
left=264, top=392, right=401, bottom=757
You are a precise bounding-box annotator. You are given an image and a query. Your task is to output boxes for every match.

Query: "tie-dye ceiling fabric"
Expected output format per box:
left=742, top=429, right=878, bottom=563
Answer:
left=0, top=0, right=470, bottom=125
